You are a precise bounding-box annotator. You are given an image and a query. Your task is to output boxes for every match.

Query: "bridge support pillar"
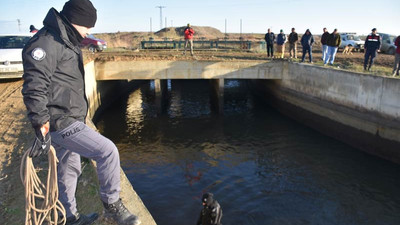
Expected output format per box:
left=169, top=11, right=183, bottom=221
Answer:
left=210, top=79, right=224, bottom=114
left=154, top=79, right=168, bottom=113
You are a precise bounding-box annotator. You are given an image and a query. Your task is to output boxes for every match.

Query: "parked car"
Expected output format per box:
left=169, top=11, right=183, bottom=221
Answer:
left=81, top=34, right=107, bottom=52
left=340, top=33, right=364, bottom=51
left=0, top=34, right=32, bottom=78
left=379, top=33, right=397, bottom=55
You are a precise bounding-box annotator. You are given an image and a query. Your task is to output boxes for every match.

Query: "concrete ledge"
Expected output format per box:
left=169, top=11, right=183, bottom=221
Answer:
left=95, top=60, right=284, bottom=80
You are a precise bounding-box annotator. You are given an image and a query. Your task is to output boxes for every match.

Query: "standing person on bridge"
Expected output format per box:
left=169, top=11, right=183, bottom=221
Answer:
left=392, top=35, right=400, bottom=77
left=276, top=29, right=287, bottom=59
left=288, top=27, right=299, bottom=59
left=265, top=28, right=275, bottom=58
left=324, top=28, right=341, bottom=66
left=21, top=0, right=141, bottom=225
left=300, top=29, right=315, bottom=63
left=321, top=27, right=329, bottom=61
left=364, top=28, right=381, bottom=71
left=184, top=23, right=195, bottom=56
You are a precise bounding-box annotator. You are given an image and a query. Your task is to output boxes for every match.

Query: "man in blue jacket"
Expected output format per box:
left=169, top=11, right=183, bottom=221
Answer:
left=21, top=0, right=141, bottom=224
left=276, top=29, right=287, bottom=58
left=364, top=28, right=381, bottom=71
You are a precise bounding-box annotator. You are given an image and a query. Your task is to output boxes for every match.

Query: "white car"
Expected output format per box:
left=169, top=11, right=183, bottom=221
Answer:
left=0, top=34, right=32, bottom=78
left=340, top=33, right=364, bottom=51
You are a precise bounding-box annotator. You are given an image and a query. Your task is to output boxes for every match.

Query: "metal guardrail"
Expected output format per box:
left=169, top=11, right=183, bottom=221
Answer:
left=141, top=40, right=267, bottom=50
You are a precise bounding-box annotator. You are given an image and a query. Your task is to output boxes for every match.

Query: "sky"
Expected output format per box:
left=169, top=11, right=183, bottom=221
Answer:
left=0, top=0, right=398, bottom=36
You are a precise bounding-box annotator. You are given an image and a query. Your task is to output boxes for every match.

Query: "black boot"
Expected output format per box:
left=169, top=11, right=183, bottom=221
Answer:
left=65, top=213, right=98, bottom=225
left=103, top=199, right=141, bottom=225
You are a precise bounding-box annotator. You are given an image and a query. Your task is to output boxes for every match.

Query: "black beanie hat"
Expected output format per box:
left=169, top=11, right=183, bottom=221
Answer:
left=202, top=193, right=214, bottom=206
left=61, top=0, right=97, bottom=28
left=29, top=25, right=37, bottom=32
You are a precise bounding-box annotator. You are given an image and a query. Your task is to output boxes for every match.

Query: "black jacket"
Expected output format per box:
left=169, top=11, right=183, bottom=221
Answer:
left=288, top=32, right=298, bottom=44
left=265, top=32, right=275, bottom=45
left=22, top=8, right=88, bottom=131
left=327, top=33, right=341, bottom=47
left=365, top=33, right=381, bottom=51
left=301, top=32, right=315, bottom=47
left=197, top=200, right=222, bottom=225
left=321, top=32, right=329, bottom=45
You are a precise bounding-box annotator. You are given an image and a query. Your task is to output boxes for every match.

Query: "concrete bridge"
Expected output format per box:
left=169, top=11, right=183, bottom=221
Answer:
left=95, top=60, right=285, bottom=113
left=95, top=60, right=284, bottom=80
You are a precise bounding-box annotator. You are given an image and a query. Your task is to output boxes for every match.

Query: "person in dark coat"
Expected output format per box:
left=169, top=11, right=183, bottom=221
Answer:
left=21, top=0, right=141, bottom=224
left=364, top=28, right=381, bottom=71
left=264, top=28, right=275, bottom=58
left=300, top=29, right=315, bottom=63
left=288, top=27, right=299, bottom=58
left=321, top=27, right=329, bottom=61
left=197, top=193, right=222, bottom=225
left=324, top=28, right=341, bottom=65
left=393, top=35, right=400, bottom=77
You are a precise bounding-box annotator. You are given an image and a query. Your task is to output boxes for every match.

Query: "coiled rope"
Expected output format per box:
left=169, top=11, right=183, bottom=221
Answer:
left=20, top=145, right=66, bottom=225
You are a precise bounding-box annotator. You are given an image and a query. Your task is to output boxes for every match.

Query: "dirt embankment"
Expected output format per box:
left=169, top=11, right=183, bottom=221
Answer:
left=87, top=49, right=395, bottom=72
left=0, top=79, right=35, bottom=223
left=92, top=26, right=395, bottom=73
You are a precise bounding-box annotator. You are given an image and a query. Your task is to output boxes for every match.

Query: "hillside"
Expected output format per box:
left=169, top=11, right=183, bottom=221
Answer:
left=94, top=26, right=265, bottom=49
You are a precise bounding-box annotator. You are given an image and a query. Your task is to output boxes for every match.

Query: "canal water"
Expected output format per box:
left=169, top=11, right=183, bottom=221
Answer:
left=95, top=80, right=400, bottom=225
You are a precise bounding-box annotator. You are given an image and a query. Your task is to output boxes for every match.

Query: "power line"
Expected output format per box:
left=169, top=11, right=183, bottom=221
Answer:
left=155, top=6, right=166, bottom=30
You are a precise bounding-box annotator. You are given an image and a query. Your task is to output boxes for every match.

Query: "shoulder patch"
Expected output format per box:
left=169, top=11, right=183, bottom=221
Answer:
left=31, top=48, right=46, bottom=61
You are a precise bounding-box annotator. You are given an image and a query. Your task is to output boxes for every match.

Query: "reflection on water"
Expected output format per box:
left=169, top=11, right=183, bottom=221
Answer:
left=96, top=80, right=400, bottom=225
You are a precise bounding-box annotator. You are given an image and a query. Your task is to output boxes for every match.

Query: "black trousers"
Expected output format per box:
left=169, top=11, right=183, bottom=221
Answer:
left=364, top=49, right=377, bottom=70
left=267, top=44, right=274, bottom=57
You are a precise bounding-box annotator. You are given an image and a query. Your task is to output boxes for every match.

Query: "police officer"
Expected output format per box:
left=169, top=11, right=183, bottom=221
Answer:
left=197, top=193, right=223, bottom=225
left=364, top=28, right=381, bottom=71
left=21, top=0, right=141, bottom=225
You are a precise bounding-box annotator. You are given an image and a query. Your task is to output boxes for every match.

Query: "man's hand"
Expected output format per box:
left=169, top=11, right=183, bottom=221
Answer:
left=29, top=121, right=51, bottom=158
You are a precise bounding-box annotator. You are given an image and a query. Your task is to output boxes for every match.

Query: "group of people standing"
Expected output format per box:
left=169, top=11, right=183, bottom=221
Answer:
left=264, top=27, right=400, bottom=75
left=264, top=27, right=342, bottom=64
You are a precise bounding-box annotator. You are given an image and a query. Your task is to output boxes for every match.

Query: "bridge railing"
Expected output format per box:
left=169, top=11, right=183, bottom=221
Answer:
left=141, top=39, right=267, bottom=51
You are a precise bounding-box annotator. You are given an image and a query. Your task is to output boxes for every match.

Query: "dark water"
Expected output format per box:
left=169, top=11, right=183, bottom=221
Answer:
left=96, top=80, right=400, bottom=225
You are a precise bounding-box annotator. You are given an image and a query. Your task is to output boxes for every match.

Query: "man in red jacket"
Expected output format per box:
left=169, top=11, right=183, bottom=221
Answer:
left=393, top=35, right=400, bottom=77
left=184, top=23, right=195, bottom=56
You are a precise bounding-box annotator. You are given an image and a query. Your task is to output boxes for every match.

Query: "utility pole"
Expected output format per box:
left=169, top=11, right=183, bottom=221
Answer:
left=240, top=19, right=242, bottom=38
left=224, top=19, right=227, bottom=38
left=156, top=6, right=166, bottom=30
left=17, top=19, right=21, bottom=32
left=165, top=17, right=167, bottom=29
left=150, top=17, right=152, bottom=33
left=171, top=20, right=173, bottom=28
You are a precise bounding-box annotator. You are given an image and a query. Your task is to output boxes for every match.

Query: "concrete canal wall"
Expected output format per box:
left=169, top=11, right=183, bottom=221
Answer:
left=84, top=61, right=157, bottom=225
left=253, top=62, right=400, bottom=163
